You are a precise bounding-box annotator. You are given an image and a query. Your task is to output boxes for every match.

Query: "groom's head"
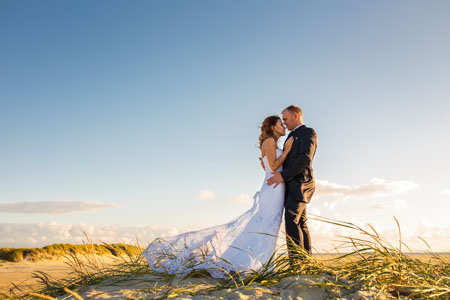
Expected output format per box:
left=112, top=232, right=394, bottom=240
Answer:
left=282, top=105, right=303, bottom=130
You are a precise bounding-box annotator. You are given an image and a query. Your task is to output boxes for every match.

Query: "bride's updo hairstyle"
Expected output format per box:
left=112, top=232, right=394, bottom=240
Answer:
left=258, top=115, right=281, bottom=148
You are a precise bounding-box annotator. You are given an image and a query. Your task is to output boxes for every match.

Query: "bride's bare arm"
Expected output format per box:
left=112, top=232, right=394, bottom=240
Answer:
left=262, top=137, right=293, bottom=171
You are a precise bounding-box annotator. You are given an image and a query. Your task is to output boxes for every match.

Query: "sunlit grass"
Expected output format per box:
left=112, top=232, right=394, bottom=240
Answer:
left=0, top=242, right=140, bottom=262
left=9, top=216, right=450, bottom=299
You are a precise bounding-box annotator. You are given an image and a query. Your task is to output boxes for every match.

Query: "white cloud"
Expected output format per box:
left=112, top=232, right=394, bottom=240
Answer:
left=0, top=201, right=122, bottom=215
left=370, top=199, right=411, bottom=210
left=230, top=193, right=252, bottom=204
left=196, top=190, right=215, bottom=200
left=308, top=218, right=450, bottom=253
left=0, top=220, right=448, bottom=252
left=315, top=178, right=418, bottom=199
left=442, top=189, right=450, bottom=196
left=0, top=222, right=182, bottom=248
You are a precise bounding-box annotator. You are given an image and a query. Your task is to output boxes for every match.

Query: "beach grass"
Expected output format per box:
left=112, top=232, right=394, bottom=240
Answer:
left=0, top=243, right=141, bottom=263
left=9, top=216, right=450, bottom=299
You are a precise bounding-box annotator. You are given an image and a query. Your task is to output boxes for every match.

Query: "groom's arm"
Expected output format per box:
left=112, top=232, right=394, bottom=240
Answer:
left=280, top=128, right=317, bottom=182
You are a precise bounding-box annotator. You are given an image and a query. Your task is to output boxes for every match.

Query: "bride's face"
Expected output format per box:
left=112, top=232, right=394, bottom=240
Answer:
left=273, top=120, right=286, bottom=137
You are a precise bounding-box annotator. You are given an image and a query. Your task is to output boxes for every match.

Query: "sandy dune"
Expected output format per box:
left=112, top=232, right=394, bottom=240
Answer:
left=3, top=254, right=444, bottom=299
left=53, top=274, right=395, bottom=299
left=0, top=258, right=395, bottom=299
left=0, top=256, right=119, bottom=297
left=0, top=259, right=71, bottom=296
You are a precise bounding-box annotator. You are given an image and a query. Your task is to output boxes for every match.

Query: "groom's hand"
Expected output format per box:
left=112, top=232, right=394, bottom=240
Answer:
left=267, top=171, right=284, bottom=188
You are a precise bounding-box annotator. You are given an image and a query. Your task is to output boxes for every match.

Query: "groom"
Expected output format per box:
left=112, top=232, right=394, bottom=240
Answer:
left=267, top=105, right=317, bottom=263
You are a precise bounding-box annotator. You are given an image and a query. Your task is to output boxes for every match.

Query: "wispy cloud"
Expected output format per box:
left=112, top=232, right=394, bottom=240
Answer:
left=230, top=193, right=252, bottom=204
left=0, top=222, right=180, bottom=248
left=370, top=199, right=410, bottom=210
left=196, top=190, right=215, bottom=200
left=0, top=201, right=122, bottom=215
left=442, top=189, right=450, bottom=196
left=315, top=178, right=418, bottom=199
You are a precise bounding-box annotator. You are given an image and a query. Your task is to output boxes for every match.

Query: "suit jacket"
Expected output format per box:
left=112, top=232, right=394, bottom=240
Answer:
left=281, top=125, right=317, bottom=204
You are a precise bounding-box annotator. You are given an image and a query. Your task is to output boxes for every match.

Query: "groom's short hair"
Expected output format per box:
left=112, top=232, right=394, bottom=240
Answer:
left=283, top=105, right=302, bottom=116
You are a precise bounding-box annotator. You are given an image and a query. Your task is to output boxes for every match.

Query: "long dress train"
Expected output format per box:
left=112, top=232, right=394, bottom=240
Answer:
left=142, top=149, right=285, bottom=278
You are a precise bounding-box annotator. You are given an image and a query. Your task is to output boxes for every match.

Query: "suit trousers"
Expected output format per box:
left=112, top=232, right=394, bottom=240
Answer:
left=285, top=201, right=312, bottom=263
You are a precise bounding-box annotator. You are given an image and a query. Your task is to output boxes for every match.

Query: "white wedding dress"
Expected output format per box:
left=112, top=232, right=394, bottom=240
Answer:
left=142, top=149, right=285, bottom=278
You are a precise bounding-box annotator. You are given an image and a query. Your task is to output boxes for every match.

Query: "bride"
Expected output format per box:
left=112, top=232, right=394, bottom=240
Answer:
left=142, top=115, right=294, bottom=278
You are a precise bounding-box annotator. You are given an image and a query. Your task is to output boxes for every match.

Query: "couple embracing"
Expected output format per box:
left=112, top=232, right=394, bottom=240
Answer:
left=143, top=105, right=318, bottom=278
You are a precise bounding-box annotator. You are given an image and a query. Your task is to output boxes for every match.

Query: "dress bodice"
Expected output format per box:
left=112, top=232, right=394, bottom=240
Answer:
left=262, top=148, right=283, bottom=175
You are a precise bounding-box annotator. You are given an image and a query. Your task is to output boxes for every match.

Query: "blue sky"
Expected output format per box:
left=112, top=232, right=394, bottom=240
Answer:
left=1, top=1, right=449, bottom=251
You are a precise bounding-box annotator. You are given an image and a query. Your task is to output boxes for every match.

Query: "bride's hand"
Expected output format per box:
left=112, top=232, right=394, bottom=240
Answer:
left=284, top=137, right=294, bottom=153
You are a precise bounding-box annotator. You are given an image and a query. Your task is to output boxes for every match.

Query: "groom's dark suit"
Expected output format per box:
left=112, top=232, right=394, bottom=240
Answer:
left=281, top=125, right=317, bottom=259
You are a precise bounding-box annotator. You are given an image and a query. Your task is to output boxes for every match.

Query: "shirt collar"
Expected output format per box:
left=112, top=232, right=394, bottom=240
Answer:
left=293, top=124, right=304, bottom=131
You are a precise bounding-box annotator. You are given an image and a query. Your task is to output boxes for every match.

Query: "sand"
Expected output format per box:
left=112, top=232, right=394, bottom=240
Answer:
left=50, top=274, right=395, bottom=299
left=0, top=256, right=119, bottom=298
left=3, top=255, right=440, bottom=299
left=0, top=258, right=396, bottom=299
left=0, top=258, right=71, bottom=296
